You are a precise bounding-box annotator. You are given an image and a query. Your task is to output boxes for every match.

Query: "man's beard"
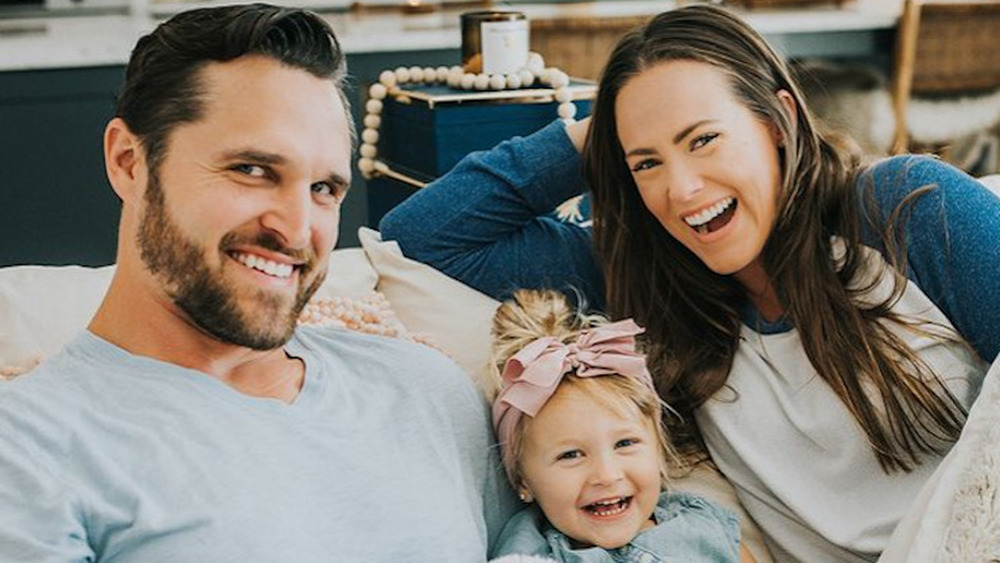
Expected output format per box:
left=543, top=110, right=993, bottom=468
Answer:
left=137, top=170, right=326, bottom=350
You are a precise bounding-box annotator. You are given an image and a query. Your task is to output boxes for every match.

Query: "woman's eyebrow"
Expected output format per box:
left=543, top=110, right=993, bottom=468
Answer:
left=672, top=119, right=716, bottom=144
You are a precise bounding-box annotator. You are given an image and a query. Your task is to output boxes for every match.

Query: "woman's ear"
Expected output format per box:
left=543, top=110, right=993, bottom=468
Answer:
left=104, top=117, right=147, bottom=203
left=772, top=89, right=799, bottom=146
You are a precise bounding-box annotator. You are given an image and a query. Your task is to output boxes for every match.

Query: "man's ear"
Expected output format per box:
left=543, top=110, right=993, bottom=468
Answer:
left=104, top=117, right=147, bottom=203
left=772, top=89, right=798, bottom=145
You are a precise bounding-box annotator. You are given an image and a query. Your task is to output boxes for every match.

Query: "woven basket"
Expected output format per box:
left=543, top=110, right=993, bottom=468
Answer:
left=725, top=0, right=848, bottom=7
left=531, top=15, right=650, bottom=80
left=910, top=2, right=1000, bottom=94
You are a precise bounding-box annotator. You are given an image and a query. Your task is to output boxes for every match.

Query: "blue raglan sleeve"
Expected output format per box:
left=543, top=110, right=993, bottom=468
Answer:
left=858, top=155, right=1000, bottom=362
left=379, top=120, right=604, bottom=309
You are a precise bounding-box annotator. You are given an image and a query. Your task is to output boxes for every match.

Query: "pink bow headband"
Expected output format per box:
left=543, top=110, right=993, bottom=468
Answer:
left=491, top=319, right=654, bottom=483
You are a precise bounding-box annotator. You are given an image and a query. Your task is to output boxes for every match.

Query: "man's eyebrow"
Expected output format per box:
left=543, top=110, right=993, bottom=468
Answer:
left=220, top=150, right=287, bottom=165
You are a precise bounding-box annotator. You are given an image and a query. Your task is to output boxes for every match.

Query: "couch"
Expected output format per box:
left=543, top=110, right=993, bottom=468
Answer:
left=0, top=226, right=776, bottom=562
left=4, top=217, right=1000, bottom=562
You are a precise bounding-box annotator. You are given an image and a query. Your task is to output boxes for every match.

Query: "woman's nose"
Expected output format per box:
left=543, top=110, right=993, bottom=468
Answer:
left=666, top=161, right=705, bottom=203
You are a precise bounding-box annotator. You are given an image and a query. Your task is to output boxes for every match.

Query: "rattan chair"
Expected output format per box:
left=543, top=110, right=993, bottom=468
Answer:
left=891, top=0, right=1000, bottom=167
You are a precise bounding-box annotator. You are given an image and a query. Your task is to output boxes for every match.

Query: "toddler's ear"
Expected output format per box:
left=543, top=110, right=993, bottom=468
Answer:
left=517, top=486, right=534, bottom=503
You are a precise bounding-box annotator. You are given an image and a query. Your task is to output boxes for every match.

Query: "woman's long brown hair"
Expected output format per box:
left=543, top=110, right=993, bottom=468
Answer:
left=584, top=5, right=966, bottom=472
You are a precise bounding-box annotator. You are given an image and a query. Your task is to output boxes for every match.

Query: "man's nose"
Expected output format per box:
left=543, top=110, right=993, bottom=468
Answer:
left=261, top=185, right=311, bottom=249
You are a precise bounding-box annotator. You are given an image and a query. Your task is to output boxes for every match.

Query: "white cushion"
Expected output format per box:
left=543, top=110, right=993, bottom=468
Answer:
left=0, top=248, right=378, bottom=370
left=357, top=227, right=501, bottom=396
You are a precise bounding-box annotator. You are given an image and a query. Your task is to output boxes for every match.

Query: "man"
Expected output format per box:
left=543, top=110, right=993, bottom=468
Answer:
left=0, top=5, right=513, bottom=560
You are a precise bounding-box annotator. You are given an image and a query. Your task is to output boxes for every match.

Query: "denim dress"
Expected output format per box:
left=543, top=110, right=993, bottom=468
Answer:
left=494, top=491, right=741, bottom=562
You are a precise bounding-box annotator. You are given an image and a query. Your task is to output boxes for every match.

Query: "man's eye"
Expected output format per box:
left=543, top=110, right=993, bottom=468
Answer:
left=630, top=159, right=659, bottom=172
left=312, top=181, right=346, bottom=204
left=311, top=182, right=333, bottom=197
left=234, top=163, right=268, bottom=178
left=690, top=133, right=719, bottom=151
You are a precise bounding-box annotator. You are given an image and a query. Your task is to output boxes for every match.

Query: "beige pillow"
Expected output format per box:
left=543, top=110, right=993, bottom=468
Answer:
left=0, top=248, right=378, bottom=372
left=358, top=227, right=501, bottom=396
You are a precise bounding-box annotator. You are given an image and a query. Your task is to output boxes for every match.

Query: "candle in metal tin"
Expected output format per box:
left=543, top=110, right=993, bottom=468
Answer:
left=460, top=11, right=529, bottom=75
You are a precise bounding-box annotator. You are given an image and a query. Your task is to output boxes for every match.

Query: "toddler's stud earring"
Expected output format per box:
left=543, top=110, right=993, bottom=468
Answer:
left=518, top=491, right=532, bottom=503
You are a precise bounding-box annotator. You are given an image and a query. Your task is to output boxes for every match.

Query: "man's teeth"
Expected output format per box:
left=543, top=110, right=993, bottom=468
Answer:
left=684, top=197, right=735, bottom=227
left=234, top=253, right=294, bottom=279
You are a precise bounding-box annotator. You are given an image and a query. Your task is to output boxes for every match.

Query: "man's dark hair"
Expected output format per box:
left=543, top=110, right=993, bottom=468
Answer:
left=116, top=3, right=351, bottom=172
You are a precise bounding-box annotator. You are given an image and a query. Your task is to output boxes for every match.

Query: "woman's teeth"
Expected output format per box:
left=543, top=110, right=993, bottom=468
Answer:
left=234, top=253, right=294, bottom=279
left=684, top=197, right=735, bottom=231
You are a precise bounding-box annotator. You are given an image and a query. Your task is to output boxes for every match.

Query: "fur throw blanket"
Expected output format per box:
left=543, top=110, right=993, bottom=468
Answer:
left=881, top=356, right=1000, bottom=562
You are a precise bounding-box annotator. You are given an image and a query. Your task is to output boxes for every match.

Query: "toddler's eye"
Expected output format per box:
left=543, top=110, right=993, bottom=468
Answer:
left=615, top=438, right=638, bottom=449
left=557, top=450, right=582, bottom=461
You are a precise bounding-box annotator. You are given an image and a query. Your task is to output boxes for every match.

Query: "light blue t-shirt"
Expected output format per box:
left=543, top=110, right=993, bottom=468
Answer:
left=0, top=326, right=516, bottom=561
left=494, top=491, right=740, bottom=562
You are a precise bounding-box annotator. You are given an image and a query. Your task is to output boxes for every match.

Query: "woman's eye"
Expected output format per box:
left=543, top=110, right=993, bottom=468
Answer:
left=233, top=163, right=268, bottom=178
left=630, top=159, right=660, bottom=173
left=557, top=450, right=582, bottom=461
left=690, top=133, right=719, bottom=151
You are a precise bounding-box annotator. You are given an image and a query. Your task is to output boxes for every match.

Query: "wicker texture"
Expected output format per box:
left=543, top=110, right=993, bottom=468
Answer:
left=530, top=16, right=650, bottom=80
left=910, top=2, right=1000, bottom=94
left=725, top=0, right=846, bottom=8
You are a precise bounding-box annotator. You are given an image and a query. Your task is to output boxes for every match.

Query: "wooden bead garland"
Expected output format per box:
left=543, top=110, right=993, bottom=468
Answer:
left=358, top=53, right=576, bottom=182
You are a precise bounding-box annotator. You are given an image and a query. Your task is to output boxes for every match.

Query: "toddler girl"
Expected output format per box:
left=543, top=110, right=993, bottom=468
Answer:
left=489, top=290, right=754, bottom=562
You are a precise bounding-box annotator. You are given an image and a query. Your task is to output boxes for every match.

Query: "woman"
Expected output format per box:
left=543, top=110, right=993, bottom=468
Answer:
left=380, top=6, right=1000, bottom=561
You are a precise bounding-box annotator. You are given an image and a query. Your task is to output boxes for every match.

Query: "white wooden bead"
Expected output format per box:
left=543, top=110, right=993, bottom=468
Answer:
left=538, top=68, right=552, bottom=85
left=408, top=66, right=424, bottom=82
left=488, top=74, right=507, bottom=90
left=368, top=82, right=388, bottom=100
left=436, top=66, right=450, bottom=82
left=460, top=73, right=476, bottom=90
left=548, top=70, right=569, bottom=88
left=379, top=69, right=397, bottom=88
left=423, top=67, right=437, bottom=84
left=365, top=99, right=383, bottom=114
left=363, top=114, right=381, bottom=129
left=554, top=88, right=573, bottom=103
left=394, top=66, right=410, bottom=83
left=557, top=102, right=577, bottom=120
left=505, top=73, right=522, bottom=90
left=518, top=69, right=535, bottom=87
left=358, top=157, right=375, bottom=174
left=361, top=127, right=379, bottom=144
left=473, top=73, right=491, bottom=90
left=450, top=65, right=464, bottom=75
left=447, top=71, right=463, bottom=88
left=359, top=143, right=377, bottom=158
left=526, top=52, right=545, bottom=74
